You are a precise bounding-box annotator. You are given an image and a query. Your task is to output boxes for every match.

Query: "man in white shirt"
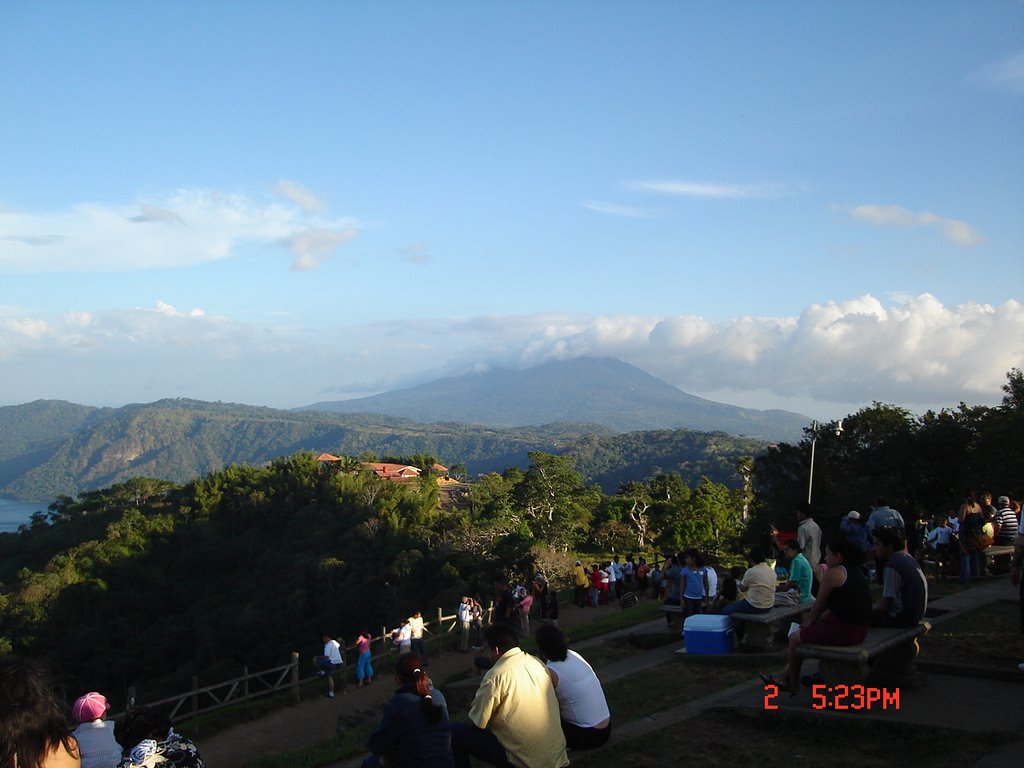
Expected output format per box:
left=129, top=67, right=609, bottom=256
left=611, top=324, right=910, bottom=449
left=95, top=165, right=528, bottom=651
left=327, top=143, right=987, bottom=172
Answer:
left=313, top=634, right=344, bottom=698
left=796, top=501, right=823, bottom=580
left=458, top=596, right=473, bottom=652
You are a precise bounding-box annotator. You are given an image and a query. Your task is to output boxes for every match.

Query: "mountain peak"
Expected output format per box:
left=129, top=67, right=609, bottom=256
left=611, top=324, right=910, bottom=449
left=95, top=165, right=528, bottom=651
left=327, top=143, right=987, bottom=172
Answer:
left=301, top=356, right=807, bottom=441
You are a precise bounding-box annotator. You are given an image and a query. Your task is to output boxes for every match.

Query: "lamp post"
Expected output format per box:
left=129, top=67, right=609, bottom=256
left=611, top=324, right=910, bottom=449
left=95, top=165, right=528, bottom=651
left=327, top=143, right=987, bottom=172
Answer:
left=807, top=420, right=819, bottom=504
left=807, top=419, right=843, bottom=505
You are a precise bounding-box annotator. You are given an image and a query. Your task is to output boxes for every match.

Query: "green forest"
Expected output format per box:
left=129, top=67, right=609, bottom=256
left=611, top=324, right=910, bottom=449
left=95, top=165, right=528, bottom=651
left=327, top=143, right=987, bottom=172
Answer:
left=0, top=370, right=1020, bottom=710
left=0, top=397, right=764, bottom=500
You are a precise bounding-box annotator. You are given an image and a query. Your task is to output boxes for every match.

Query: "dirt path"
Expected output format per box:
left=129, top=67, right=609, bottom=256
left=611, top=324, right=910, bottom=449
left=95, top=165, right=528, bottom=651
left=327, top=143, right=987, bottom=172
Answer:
left=198, top=597, right=632, bottom=767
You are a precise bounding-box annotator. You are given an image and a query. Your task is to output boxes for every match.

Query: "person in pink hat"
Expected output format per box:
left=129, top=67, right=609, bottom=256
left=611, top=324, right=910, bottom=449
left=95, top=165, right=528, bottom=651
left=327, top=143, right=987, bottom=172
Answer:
left=71, top=692, right=122, bottom=768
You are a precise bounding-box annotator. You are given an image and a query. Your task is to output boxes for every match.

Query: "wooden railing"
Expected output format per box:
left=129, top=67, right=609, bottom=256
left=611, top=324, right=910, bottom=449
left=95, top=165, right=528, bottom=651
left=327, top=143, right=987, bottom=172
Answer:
left=120, top=654, right=301, bottom=728
left=118, top=590, right=572, bottom=730
left=116, top=602, right=496, bottom=731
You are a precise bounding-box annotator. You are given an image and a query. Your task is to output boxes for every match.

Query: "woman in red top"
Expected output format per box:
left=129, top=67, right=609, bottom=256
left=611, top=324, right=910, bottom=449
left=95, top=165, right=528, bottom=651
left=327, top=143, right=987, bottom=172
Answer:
left=589, top=564, right=602, bottom=607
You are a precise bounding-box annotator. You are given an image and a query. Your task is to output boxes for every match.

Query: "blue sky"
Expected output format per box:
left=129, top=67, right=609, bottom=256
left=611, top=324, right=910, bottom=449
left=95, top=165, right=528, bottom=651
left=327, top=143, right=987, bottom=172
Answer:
left=1, top=0, right=1022, bottom=420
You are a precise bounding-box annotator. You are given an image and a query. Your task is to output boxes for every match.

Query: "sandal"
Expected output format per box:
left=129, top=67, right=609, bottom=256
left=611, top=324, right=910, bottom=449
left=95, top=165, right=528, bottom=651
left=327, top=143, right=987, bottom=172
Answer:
left=758, top=672, right=798, bottom=696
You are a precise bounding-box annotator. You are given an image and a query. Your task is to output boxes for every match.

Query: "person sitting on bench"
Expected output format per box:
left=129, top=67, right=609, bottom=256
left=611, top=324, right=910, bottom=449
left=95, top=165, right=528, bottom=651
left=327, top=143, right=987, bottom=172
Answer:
left=871, top=527, right=928, bottom=627
left=722, top=547, right=775, bottom=642
left=760, top=536, right=871, bottom=695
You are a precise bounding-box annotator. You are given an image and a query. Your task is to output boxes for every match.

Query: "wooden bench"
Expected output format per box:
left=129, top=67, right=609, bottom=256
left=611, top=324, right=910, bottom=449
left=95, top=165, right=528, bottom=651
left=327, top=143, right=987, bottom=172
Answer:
left=797, top=621, right=930, bottom=685
left=925, top=544, right=1015, bottom=578
left=730, top=603, right=811, bottom=649
left=982, top=545, right=1015, bottom=574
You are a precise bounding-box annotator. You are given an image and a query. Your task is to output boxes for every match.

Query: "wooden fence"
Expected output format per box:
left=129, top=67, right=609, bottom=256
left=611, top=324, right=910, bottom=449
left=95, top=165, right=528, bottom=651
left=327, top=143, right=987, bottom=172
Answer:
left=117, top=603, right=495, bottom=732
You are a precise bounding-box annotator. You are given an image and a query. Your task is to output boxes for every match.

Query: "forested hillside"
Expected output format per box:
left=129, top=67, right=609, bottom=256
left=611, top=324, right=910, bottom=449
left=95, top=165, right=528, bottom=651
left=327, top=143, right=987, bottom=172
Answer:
left=0, top=399, right=762, bottom=500
left=0, top=451, right=750, bottom=708
left=567, top=429, right=764, bottom=492
left=1, top=370, right=1018, bottom=713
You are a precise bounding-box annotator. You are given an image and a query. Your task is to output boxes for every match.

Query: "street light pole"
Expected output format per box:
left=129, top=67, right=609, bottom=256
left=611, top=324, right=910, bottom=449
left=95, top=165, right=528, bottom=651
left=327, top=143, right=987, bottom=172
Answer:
left=807, top=420, right=818, bottom=504
left=807, top=418, right=843, bottom=505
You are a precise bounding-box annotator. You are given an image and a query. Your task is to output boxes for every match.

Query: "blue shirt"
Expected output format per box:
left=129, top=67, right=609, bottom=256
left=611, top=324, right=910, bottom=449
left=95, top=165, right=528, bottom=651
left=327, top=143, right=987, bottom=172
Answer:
left=680, top=566, right=707, bottom=600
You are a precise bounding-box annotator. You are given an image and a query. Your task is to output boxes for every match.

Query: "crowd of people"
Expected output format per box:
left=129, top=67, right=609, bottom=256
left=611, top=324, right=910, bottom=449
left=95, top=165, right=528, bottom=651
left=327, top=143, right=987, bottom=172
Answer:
left=361, top=620, right=611, bottom=768
left=0, top=656, right=203, bottom=768
left=5, top=489, right=1019, bottom=768
left=572, top=554, right=649, bottom=610
left=313, top=574, right=561, bottom=701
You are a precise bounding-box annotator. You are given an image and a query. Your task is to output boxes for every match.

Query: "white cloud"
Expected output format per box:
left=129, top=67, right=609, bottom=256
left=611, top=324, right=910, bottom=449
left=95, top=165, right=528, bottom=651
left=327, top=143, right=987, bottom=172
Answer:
left=401, top=242, right=433, bottom=265
left=0, top=187, right=360, bottom=273
left=153, top=301, right=205, bottom=318
left=129, top=204, right=185, bottom=225
left=275, top=180, right=325, bottom=213
left=627, top=179, right=794, bottom=199
left=582, top=201, right=657, bottom=218
left=846, top=204, right=984, bottom=246
left=283, top=228, right=358, bottom=271
left=973, top=50, right=1024, bottom=94
left=3, top=318, right=48, bottom=339
left=0, top=295, right=1020, bottom=414
left=418, top=297, right=1021, bottom=410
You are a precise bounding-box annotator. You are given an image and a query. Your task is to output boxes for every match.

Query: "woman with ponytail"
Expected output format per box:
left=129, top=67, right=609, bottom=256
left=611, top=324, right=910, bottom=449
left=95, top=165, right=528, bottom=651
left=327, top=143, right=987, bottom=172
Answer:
left=362, top=652, right=452, bottom=767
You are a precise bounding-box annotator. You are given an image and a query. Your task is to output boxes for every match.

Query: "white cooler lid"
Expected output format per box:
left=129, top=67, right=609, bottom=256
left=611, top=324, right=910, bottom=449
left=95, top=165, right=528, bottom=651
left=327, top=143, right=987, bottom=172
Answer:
left=683, top=614, right=733, bottom=631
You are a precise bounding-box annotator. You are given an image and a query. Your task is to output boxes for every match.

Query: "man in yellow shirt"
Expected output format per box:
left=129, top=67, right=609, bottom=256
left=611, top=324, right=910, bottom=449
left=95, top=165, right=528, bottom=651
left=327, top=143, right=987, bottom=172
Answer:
left=573, top=560, right=588, bottom=607
left=451, top=623, right=569, bottom=768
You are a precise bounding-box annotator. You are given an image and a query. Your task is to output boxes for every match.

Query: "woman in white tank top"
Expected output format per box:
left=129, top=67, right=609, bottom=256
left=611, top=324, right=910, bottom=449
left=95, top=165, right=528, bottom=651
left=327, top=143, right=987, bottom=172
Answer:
left=535, top=624, right=611, bottom=750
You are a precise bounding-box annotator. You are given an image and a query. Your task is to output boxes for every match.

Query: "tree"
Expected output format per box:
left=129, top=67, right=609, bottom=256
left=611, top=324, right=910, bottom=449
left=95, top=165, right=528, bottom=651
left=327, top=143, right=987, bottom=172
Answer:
left=615, top=481, right=655, bottom=549
left=515, top=452, right=596, bottom=551
left=1002, top=367, right=1024, bottom=410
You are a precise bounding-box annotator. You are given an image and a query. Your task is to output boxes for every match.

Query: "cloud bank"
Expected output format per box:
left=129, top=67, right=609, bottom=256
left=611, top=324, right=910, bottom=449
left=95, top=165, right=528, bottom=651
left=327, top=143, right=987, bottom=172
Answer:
left=1, top=295, right=1020, bottom=414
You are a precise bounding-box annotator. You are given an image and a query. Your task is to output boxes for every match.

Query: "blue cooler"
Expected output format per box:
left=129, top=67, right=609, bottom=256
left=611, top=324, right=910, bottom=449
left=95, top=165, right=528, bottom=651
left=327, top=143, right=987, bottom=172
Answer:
left=682, top=614, right=734, bottom=654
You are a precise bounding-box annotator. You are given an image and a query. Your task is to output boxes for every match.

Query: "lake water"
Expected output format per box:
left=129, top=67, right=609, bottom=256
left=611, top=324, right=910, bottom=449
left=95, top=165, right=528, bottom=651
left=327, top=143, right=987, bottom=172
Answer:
left=0, top=496, right=49, bottom=532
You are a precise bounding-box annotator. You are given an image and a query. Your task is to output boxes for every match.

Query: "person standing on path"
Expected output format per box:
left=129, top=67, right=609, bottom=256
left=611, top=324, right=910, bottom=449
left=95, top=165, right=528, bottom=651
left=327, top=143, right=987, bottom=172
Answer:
left=356, top=632, right=375, bottom=688
left=796, top=501, right=823, bottom=584
left=408, top=612, right=429, bottom=666
left=470, top=597, right=484, bottom=649
left=661, top=554, right=682, bottom=626
left=313, top=634, right=344, bottom=699
left=457, top=596, right=473, bottom=652
left=572, top=561, right=587, bottom=607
